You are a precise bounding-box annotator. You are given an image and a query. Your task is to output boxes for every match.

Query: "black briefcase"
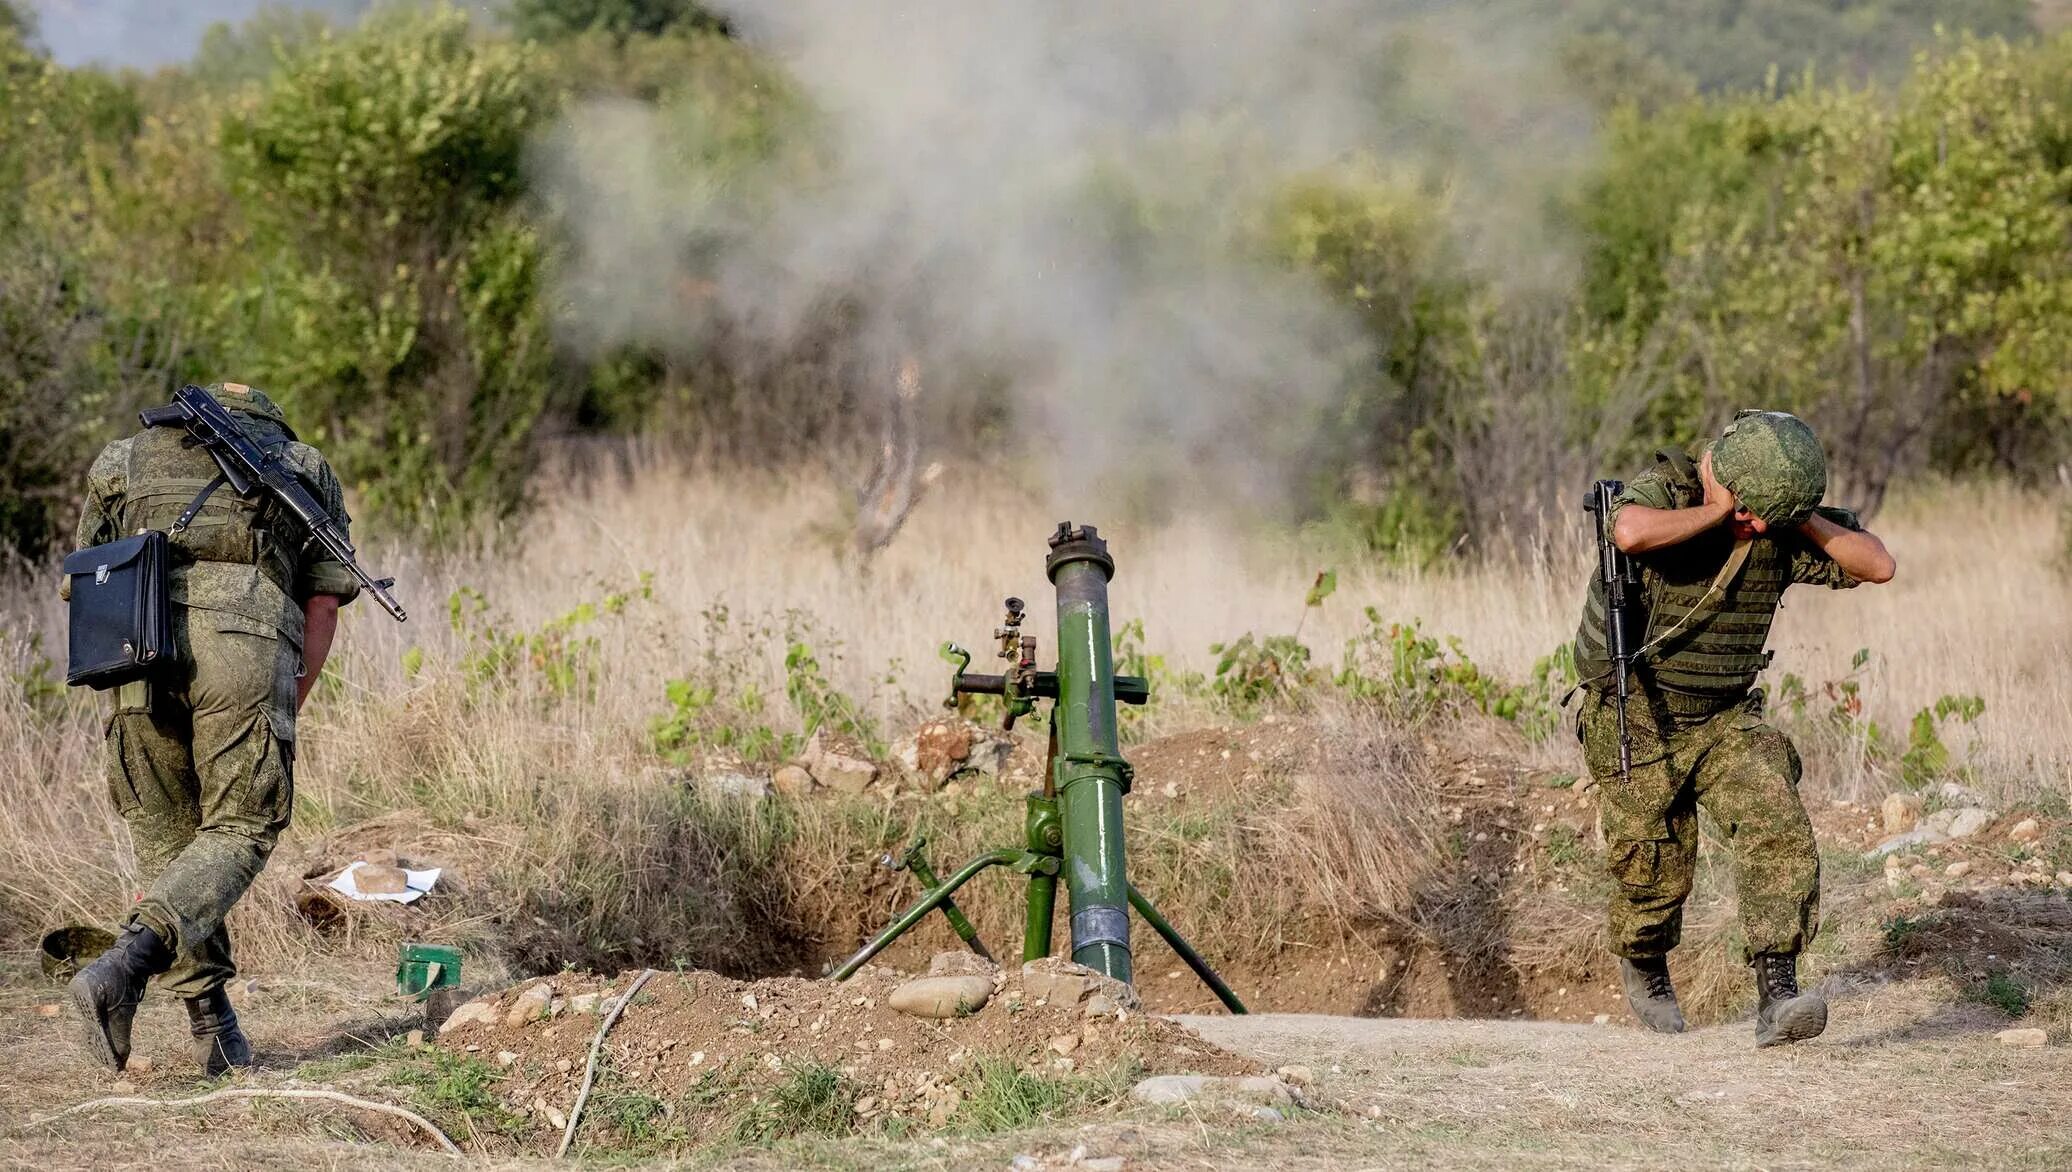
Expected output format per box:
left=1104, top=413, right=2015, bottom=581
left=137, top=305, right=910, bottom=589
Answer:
left=64, top=531, right=175, bottom=690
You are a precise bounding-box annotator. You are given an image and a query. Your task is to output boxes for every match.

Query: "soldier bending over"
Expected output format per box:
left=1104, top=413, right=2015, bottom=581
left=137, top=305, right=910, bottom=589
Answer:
left=1572, top=411, right=1895, bottom=1046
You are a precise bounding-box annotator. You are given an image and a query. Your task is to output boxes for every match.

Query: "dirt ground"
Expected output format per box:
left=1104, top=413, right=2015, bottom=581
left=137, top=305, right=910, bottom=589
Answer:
left=1, top=951, right=2066, bottom=1171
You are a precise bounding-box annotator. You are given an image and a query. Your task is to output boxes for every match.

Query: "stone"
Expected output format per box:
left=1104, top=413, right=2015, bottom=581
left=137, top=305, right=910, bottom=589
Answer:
left=2057, top=872, right=2072, bottom=888
left=127, top=1056, right=153, bottom=1074
left=1129, top=1074, right=1295, bottom=1109
left=1881, top=792, right=1925, bottom=834
left=1131, top=1074, right=1211, bottom=1105
left=569, top=993, right=601, bottom=1015
left=896, top=719, right=976, bottom=787
left=405, top=1029, right=425, bottom=1048
left=504, top=981, right=555, bottom=1027
left=928, top=950, right=998, bottom=978
left=801, top=733, right=879, bottom=794
left=1944, top=860, right=1973, bottom=879
left=705, top=771, right=769, bottom=799
left=1276, top=1065, right=1315, bottom=1086
left=1048, top=1033, right=1082, bottom=1056
left=1083, top=1159, right=1126, bottom=1172
left=2008, top=818, right=2042, bottom=844
left=544, top=1106, right=567, bottom=1130
left=1940, top=781, right=1987, bottom=807
left=889, top=975, right=993, bottom=1019
left=497, top=1050, right=520, bottom=1067
left=110, top=1080, right=135, bottom=1095
left=1022, top=960, right=1095, bottom=1004
left=1867, top=827, right=1949, bottom=858
left=438, top=997, right=497, bottom=1033
left=1996, top=1028, right=2048, bottom=1048
left=771, top=765, right=816, bottom=796
left=1945, top=807, right=1995, bottom=840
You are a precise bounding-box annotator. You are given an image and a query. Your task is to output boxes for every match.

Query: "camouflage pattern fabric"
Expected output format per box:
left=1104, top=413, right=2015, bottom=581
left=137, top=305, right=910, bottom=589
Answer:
left=1572, top=447, right=1864, bottom=700
left=104, top=615, right=297, bottom=997
left=1578, top=687, right=1820, bottom=961
left=72, top=382, right=355, bottom=998
left=1710, top=409, right=1828, bottom=527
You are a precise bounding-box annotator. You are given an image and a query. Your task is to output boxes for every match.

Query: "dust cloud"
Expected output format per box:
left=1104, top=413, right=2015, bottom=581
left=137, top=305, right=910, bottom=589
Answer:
left=535, top=1, right=1593, bottom=512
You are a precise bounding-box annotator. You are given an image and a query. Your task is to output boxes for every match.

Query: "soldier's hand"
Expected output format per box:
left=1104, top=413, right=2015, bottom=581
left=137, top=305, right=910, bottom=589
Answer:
left=1699, top=449, right=1738, bottom=524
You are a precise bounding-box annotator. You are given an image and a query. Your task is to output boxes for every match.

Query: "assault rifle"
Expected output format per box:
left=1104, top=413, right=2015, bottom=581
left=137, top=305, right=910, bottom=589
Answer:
left=1584, top=479, right=1641, bottom=784
left=140, top=385, right=408, bottom=622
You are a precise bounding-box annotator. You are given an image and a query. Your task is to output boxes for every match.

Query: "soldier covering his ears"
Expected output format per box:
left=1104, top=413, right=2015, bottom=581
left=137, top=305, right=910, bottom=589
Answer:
left=65, top=382, right=359, bottom=1075
left=1571, top=410, right=1896, bottom=1046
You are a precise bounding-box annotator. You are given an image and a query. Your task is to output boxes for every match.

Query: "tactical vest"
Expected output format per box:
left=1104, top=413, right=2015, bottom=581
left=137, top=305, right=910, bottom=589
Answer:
left=116, top=410, right=303, bottom=631
left=1574, top=448, right=1790, bottom=703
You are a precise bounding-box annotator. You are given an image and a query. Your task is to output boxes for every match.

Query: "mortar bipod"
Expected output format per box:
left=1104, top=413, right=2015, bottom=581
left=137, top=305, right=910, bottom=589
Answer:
left=829, top=523, right=1247, bottom=1014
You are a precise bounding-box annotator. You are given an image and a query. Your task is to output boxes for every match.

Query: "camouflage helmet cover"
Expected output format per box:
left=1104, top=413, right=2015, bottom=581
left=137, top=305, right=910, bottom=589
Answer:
left=1710, top=409, right=1826, bottom=526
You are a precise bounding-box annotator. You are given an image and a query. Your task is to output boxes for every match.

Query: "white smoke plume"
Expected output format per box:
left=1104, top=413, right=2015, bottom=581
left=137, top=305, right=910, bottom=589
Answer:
left=537, top=0, right=1593, bottom=513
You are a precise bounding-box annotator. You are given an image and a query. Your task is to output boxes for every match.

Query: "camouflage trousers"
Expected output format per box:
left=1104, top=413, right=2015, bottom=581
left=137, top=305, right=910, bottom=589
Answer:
left=1578, top=686, right=1819, bottom=961
left=104, top=606, right=300, bottom=998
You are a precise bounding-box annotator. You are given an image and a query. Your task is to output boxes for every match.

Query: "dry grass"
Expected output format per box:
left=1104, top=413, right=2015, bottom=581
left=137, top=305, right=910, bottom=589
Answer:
left=0, top=463, right=2063, bottom=983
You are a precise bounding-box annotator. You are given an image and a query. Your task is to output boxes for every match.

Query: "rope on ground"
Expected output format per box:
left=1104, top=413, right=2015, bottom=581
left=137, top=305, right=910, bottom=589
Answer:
left=25, top=1086, right=462, bottom=1158
left=557, top=966, right=659, bottom=1159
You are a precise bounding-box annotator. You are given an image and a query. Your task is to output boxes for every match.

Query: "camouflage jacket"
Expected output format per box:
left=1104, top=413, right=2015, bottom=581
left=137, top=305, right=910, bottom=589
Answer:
left=1574, top=446, right=1863, bottom=705
left=72, top=383, right=359, bottom=648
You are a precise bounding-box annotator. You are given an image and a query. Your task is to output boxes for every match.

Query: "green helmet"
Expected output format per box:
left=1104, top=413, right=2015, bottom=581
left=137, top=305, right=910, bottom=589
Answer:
left=1710, top=409, right=1825, bottom=527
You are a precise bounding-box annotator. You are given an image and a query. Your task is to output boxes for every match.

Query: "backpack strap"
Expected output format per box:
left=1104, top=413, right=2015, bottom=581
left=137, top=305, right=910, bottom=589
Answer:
left=168, top=474, right=230, bottom=535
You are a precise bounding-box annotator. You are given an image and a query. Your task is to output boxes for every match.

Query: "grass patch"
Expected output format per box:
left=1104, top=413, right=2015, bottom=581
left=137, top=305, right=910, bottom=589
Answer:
left=1972, top=971, right=2032, bottom=1018
left=383, top=1046, right=530, bottom=1143
left=950, top=1058, right=1133, bottom=1136
left=732, top=1062, right=860, bottom=1144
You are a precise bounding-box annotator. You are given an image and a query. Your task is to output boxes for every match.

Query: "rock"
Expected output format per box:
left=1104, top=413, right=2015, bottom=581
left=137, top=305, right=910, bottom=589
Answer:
left=504, top=981, right=554, bottom=1027
left=1276, top=1065, right=1315, bottom=1086
left=1867, top=827, right=1949, bottom=858
left=1946, top=807, right=1995, bottom=840
left=110, top=1080, right=135, bottom=1095
left=2008, top=818, right=2042, bottom=844
left=705, top=771, right=769, bottom=799
left=888, top=975, right=993, bottom=1019
left=1083, top=1159, right=1127, bottom=1172
left=1048, top=1033, right=1082, bottom=1056
left=1996, top=1028, right=2048, bottom=1048
left=1022, top=959, right=1140, bottom=1011
left=1944, top=860, right=1973, bottom=879
left=1940, top=781, right=1987, bottom=807
left=1130, top=1075, right=1295, bottom=1108
left=896, top=719, right=976, bottom=787
left=1085, top=993, right=1123, bottom=1019
left=2057, top=872, right=2072, bottom=888
left=127, top=1056, right=153, bottom=1074
left=1592, top=1014, right=1611, bottom=1025
left=497, top=1050, right=520, bottom=1067
left=544, top=1106, right=567, bottom=1130
left=405, top=1029, right=425, bottom=1048
left=801, top=733, right=879, bottom=794
left=1881, top=792, right=1925, bottom=834
left=438, top=997, right=497, bottom=1033
left=1131, top=1075, right=1211, bottom=1105
left=556, top=1058, right=573, bottom=1073
left=353, top=863, right=411, bottom=895
left=771, top=765, right=816, bottom=796
left=569, top=993, right=601, bottom=1015
left=1011, top=1157, right=1042, bottom=1172
left=928, top=950, right=998, bottom=978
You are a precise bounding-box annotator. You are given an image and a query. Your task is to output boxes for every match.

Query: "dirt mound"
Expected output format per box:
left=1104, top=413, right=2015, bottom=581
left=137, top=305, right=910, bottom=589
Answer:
left=435, top=956, right=1255, bottom=1139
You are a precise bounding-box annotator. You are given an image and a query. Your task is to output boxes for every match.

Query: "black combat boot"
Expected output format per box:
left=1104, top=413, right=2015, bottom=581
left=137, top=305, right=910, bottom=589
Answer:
left=1620, top=955, right=1687, bottom=1033
left=184, top=986, right=254, bottom=1076
left=67, top=922, right=173, bottom=1071
left=1752, top=952, right=1828, bottom=1047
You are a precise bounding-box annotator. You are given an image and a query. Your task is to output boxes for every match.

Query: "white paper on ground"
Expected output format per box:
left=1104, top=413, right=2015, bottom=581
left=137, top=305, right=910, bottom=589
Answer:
left=325, top=859, right=442, bottom=904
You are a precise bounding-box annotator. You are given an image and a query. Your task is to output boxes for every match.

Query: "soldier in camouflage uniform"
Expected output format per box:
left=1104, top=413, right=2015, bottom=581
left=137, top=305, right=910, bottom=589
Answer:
left=66, top=382, right=359, bottom=1076
left=1572, top=410, right=1895, bottom=1046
